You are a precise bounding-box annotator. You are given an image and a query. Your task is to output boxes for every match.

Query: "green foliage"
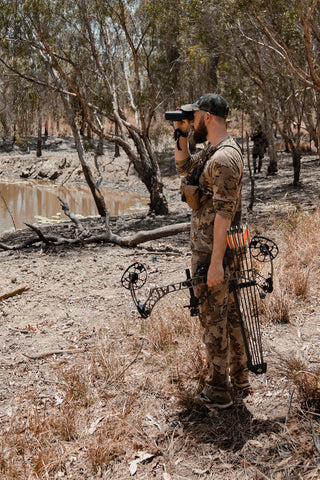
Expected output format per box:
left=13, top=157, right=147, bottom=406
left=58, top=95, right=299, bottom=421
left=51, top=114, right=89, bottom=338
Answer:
left=0, top=0, right=319, bottom=149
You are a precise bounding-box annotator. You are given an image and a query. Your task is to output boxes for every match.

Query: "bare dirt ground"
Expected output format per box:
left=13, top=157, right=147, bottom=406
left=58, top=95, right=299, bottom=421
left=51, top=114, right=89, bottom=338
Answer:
left=0, top=137, right=320, bottom=479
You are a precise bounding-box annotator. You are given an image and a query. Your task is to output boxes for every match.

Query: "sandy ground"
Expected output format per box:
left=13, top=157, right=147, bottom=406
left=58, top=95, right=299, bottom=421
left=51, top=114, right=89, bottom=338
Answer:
left=0, top=137, right=320, bottom=479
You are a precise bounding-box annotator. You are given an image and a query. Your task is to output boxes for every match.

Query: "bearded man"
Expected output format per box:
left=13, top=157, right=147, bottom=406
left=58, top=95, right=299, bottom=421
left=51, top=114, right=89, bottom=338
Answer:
left=173, top=93, right=250, bottom=409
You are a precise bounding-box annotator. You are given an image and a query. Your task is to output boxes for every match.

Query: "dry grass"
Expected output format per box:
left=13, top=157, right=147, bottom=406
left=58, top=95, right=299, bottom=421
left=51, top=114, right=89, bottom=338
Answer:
left=261, top=272, right=291, bottom=324
left=2, top=210, right=320, bottom=479
left=2, top=296, right=319, bottom=479
left=85, top=420, right=128, bottom=474
left=261, top=208, right=320, bottom=326
left=279, top=355, right=320, bottom=412
left=0, top=302, right=209, bottom=479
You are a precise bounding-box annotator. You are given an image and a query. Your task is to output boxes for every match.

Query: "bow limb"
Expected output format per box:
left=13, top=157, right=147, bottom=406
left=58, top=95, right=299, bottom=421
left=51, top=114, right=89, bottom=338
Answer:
left=139, top=272, right=205, bottom=318
left=128, top=283, right=149, bottom=318
left=121, top=262, right=207, bottom=318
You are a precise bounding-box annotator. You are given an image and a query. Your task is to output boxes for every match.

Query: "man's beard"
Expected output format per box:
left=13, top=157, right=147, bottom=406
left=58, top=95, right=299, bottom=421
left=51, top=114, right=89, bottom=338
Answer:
left=193, top=116, right=208, bottom=144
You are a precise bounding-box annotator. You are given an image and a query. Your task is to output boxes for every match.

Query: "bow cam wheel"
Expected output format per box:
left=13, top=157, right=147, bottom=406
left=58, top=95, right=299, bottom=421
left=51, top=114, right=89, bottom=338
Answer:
left=121, top=262, right=147, bottom=290
left=250, top=236, right=279, bottom=262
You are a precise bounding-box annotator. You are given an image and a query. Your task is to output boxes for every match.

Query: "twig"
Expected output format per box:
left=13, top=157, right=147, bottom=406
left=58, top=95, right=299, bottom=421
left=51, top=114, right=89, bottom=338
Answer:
left=251, top=466, right=271, bottom=480
left=7, top=326, right=32, bottom=334
left=0, top=285, right=29, bottom=301
left=23, top=348, right=85, bottom=360
left=310, top=419, right=320, bottom=463
left=109, top=338, right=145, bottom=385
left=0, top=189, right=17, bottom=230
left=283, top=389, right=295, bottom=434
left=60, top=165, right=79, bottom=186
left=25, top=223, right=50, bottom=245
left=58, top=196, right=85, bottom=232
left=300, top=409, right=320, bottom=418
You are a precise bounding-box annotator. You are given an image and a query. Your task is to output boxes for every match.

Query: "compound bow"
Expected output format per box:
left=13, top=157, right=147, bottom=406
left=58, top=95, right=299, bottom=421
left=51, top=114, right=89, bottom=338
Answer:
left=121, top=226, right=278, bottom=374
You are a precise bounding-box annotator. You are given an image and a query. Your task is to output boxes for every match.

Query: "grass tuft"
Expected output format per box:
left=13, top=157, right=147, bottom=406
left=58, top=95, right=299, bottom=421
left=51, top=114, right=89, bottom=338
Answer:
left=279, top=355, right=320, bottom=412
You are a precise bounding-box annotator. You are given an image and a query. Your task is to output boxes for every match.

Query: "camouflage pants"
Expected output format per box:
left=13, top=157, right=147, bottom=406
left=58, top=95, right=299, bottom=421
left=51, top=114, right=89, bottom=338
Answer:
left=252, top=145, right=265, bottom=172
left=253, top=156, right=262, bottom=173
left=192, top=253, right=248, bottom=388
left=252, top=145, right=265, bottom=160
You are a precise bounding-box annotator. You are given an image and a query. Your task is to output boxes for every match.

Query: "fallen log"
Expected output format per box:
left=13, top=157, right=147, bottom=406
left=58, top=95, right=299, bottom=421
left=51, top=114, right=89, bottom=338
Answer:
left=0, top=222, right=190, bottom=250
left=0, top=197, right=190, bottom=250
left=89, top=221, right=191, bottom=247
left=0, top=221, right=190, bottom=250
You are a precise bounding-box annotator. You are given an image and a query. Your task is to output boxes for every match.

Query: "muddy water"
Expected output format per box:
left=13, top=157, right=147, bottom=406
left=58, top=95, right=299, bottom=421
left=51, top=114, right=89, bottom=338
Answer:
left=0, top=178, right=148, bottom=233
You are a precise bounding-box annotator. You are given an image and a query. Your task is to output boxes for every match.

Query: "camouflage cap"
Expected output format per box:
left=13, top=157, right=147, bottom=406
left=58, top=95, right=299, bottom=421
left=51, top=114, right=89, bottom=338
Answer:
left=181, top=93, right=229, bottom=119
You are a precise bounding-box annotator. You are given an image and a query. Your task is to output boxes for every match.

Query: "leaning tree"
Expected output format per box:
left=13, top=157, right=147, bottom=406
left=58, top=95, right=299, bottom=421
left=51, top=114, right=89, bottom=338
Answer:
left=0, top=0, right=176, bottom=215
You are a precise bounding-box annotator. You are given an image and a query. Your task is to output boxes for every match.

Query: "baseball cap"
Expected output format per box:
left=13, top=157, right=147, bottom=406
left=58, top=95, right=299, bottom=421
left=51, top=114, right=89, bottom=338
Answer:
left=181, top=93, right=229, bottom=119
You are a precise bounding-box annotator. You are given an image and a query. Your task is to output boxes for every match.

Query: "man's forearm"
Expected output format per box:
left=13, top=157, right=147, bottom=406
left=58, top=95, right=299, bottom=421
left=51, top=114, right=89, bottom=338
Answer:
left=207, top=214, right=231, bottom=287
left=211, top=214, right=231, bottom=265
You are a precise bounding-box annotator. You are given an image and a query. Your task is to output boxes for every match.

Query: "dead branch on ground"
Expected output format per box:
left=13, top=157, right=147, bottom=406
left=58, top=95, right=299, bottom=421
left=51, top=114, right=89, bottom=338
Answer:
left=23, top=348, right=85, bottom=360
left=0, top=285, right=30, bottom=301
left=58, top=196, right=85, bottom=233
left=0, top=198, right=190, bottom=251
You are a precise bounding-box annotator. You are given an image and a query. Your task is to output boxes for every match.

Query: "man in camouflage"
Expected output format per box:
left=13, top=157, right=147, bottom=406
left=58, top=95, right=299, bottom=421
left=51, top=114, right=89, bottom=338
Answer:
left=173, top=93, right=250, bottom=409
left=251, top=124, right=268, bottom=174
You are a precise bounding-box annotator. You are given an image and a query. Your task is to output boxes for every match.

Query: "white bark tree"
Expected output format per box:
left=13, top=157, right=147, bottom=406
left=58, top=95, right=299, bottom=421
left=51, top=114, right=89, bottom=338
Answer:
left=0, top=0, right=170, bottom=214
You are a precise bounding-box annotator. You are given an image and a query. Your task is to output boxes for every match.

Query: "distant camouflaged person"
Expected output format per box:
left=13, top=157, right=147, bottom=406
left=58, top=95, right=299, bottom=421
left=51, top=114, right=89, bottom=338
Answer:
left=173, top=93, right=250, bottom=409
left=251, top=124, right=268, bottom=173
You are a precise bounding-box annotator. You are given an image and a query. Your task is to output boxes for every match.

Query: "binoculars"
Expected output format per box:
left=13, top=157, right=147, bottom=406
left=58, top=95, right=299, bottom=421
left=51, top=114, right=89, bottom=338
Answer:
left=165, top=110, right=194, bottom=121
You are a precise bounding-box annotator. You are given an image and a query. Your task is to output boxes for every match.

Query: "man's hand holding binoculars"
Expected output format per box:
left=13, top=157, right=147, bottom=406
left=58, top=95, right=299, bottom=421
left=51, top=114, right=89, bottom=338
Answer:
left=165, top=109, right=194, bottom=151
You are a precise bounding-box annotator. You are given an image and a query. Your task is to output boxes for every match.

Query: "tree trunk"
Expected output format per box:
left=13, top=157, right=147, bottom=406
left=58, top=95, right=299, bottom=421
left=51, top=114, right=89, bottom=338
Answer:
left=73, top=125, right=107, bottom=217
left=114, top=123, right=120, bottom=158
left=264, top=101, right=278, bottom=174
left=36, top=101, right=42, bottom=157
left=96, top=133, right=104, bottom=156
left=149, top=177, right=169, bottom=215
left=0, top=110, right=11, bottom=141
left=128, top=129, right=168, bottom=215
left=44, top=120, right=49, bottom=138
left=305, top=92, right=320, bottom=157
left=246, top=133, right=255, bottom=211
left=63, top=96, right=107, bottom=217
left=281, top=128, right=302, bottom=186
left=292, top=149, right=301, bottom=186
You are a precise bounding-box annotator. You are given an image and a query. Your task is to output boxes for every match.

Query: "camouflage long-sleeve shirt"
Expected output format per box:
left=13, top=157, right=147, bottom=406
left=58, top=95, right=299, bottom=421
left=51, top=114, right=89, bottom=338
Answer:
left=176, top=137, right=243, bottom=255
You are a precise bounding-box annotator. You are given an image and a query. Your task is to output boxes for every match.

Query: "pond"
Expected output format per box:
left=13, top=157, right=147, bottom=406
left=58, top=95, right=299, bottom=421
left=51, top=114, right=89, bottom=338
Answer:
left=0, top=177, right=148, bottom=233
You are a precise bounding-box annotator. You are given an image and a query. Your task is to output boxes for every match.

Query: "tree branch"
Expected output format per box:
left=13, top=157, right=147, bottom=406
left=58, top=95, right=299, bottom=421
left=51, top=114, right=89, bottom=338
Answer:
left=0, top=222, right=190, bottom=251
left=0, top=286, right=29, bottom=301
left=249, top=15, right=320, bottom=92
